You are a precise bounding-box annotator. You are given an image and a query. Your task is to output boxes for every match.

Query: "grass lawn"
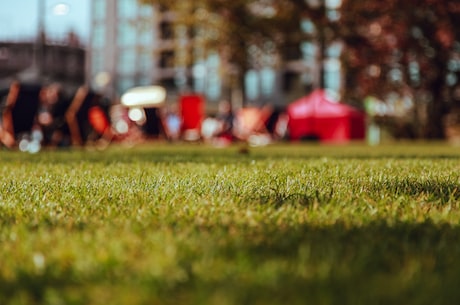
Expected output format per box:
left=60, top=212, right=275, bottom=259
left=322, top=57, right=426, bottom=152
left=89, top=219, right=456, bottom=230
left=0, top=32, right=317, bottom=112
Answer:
left=1, top=142, right=460, bottom=305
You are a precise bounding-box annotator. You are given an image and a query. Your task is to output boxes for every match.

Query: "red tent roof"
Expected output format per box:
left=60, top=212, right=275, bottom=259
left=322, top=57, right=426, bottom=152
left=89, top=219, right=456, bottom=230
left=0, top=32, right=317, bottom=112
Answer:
left=287, top=90, right=366, bottom=142
left=288, top=89, right=361, bottom=119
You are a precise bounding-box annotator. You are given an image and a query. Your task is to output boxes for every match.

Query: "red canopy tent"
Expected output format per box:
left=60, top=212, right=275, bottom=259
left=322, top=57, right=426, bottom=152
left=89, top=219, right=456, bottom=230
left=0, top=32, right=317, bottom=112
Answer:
left=179, top=94, right=205, bottom=141
left=287, top=90, right=366, bottom=142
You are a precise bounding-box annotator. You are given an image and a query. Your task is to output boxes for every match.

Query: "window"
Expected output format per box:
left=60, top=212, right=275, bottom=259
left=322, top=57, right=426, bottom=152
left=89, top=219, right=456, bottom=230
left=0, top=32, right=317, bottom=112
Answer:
left=260, top=68, right=275, bottom=97
left=139, top=4, right=154, bottom=18
left=324, top=58, right=341, bottom=91
left=93, top=0, right=106, bottom=21
left=138, top=76, right=152, bottom=86
left=138, top=51, right=153, bottom=73
left=0, top=47, right=9, bottom=60
left=117, top=22, right=137, bottom=46
left=326, top=42, right=343, bottom=58
left=207, top=76, right=221, bottom=101
left=301, top=42, right=317, bottom=59
left=284, top=44, right=301, bottom=61
left=92, top=24, right=106, bottom=48
left=118, top=77, right=135, bottom=95
left=118, top=49, right=137, bottom=74
left=160, top=50, right=175, bottom=68
left=245, top=70, right=259, bottom=101
left=118, top=0, right=137, bottom=19
left=206, top=53, right=221, bottom=101
left=139, top=28, right=154, bottom=46
left=160, top=21, right=174, bottom=40
left=193, top=62, right=206, bottom=93
left=301, top=19, right=315, bottom=34
left=91, top=52, right=105, bottom=76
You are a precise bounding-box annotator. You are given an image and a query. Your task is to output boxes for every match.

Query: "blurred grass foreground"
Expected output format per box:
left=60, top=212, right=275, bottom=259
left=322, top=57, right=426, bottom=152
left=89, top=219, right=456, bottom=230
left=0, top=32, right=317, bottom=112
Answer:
left=2, top=143, right=460, bottom=305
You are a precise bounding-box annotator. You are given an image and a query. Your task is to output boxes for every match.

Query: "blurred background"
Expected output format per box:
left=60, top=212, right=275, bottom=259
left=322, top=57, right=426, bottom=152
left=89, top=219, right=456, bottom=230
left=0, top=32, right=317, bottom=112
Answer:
left=0, top=0, right=460, bottom=146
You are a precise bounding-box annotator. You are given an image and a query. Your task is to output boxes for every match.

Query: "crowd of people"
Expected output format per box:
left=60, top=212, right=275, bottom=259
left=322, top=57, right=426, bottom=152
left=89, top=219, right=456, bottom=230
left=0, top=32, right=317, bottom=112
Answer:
left=0, top=81, right=115, bottom=151
left=0, top=80, right=289, bottom=152
left=201, top=100, right=288, bottom=147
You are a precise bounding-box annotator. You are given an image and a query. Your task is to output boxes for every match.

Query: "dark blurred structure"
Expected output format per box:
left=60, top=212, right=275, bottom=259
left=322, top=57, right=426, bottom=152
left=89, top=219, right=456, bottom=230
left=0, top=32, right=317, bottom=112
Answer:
left=0, top=41, right=86, bottom=91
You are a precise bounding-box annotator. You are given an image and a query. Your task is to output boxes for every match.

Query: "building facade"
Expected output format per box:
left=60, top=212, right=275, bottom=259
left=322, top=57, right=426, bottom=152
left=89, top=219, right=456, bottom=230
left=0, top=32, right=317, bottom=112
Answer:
left=0, top=41, right=86, bottom=90
left=90, top=0, right=159, bottom=99
left=88, top=0, right=343, bottom=109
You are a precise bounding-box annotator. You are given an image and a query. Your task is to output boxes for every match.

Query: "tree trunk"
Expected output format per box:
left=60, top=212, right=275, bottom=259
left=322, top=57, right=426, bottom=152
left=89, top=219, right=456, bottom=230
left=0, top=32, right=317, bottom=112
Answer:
left=423, top=69, right=448, bottom=139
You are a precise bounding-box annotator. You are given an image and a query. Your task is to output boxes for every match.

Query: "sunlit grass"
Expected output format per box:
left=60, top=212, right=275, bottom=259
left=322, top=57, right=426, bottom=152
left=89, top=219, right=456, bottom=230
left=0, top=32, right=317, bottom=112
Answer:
left=1, top=142, right=460, bottom=305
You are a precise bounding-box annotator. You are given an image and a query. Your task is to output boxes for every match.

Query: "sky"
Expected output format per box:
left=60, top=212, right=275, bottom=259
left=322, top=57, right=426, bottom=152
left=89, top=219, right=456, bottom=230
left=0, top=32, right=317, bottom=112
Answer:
left=0, top=0, right=90, bottom=43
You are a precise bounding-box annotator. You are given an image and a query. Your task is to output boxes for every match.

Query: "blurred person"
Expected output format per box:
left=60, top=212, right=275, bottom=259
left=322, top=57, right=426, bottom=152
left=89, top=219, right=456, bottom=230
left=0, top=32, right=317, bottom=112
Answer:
left=273, top=111, right=289, bottom=140
left=1, top=81, right=42, bottom=148
left=162, top=104, right=181, bottom=141
left=36, top=83, right=73, bottom=147
left=214, top=100, right=236, bottom=145
left=142, top=107, right=168, bottom=140
left=264, top=106, right=289, bottom=141
left=65, top=85, right=114, bottom=147
left=233, top=104, right=273, bottom=146
left=201, top=115, right=220, bottom=143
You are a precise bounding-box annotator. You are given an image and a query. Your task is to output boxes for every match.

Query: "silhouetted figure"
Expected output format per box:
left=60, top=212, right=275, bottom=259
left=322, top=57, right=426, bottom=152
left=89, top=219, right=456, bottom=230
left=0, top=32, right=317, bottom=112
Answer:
left=1, top=81, right=42, bottom=148
left=143, top=107, right=165, bottom=138
left=36, top=83, right=72, bottom=147
left=215, top=100, right=235, bottom=142
left=66, top=85, right=113, bottom=146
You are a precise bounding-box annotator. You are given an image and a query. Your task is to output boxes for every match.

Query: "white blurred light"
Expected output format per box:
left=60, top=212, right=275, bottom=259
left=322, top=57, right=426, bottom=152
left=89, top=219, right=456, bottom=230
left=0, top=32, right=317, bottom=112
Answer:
left=183, top=129, right=201, bottom=141
left=28, top=141, right=41, bottom=154
left=128, top=108, right=145, bottom=122
left=326, top=0, right=342, bottom=9
left=33, top=252, right=45, bottom=270
left=193, top=64, right=206, bottom=78
left=368, top=65, right=381, bottom=77
left=52, top=3, right=70, bottom=16
left=447, top=73, right=458, bottom=86
left=201, top=118, right=219, bottom=140
left=31, top=129, right=44, bottom=142
left=38, top=112, right=53, bottom=126
left=248, top=134, right=271, bottom=147
left=94, top=72, right=111, bottom=89
left=115, top=120, right=129, bottom=134
left=370, top=23, right=382, bottom=36
left=19, top=139, right=29, bottom=152
left=307, top=0, right=322, bottom=8
left=121, top=86, right=166, bottom=108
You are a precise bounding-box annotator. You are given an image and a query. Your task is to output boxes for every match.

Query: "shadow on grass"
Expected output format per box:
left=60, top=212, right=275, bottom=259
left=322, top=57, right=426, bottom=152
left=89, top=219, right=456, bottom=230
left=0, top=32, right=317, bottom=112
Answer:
left=253, top=178, right=460, bottom=207
left=2, top=143, right=460, bottom=166
left=2, top=220, right=460, bottom=305
left=0, top=220, right=460, bottom=305
left=184, top=220, right=460, bottom=305
left=368, top=178, right=460, bottom=204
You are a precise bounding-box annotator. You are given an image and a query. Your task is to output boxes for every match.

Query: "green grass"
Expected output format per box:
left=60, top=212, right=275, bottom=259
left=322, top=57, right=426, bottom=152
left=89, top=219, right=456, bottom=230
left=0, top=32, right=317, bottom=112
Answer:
left=2, top=142, right=460, bottom=305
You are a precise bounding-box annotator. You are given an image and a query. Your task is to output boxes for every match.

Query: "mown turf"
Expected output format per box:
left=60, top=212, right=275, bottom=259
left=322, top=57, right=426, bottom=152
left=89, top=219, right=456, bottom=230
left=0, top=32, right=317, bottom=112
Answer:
left=1, top=143, right=460, bottom=305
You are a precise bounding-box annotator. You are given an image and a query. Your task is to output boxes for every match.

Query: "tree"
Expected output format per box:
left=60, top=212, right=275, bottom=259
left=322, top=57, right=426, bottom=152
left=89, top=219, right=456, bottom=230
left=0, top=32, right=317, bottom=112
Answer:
left=140, top=0, right=333, bottom=103
left=340, top=0, right=460, bottom=139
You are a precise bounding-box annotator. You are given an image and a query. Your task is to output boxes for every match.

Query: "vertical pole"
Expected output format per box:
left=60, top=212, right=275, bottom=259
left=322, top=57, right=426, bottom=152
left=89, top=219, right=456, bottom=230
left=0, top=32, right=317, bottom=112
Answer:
left=34, top=0, right=46, bottom=79
left=318, top=0, right=326, bottom=89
